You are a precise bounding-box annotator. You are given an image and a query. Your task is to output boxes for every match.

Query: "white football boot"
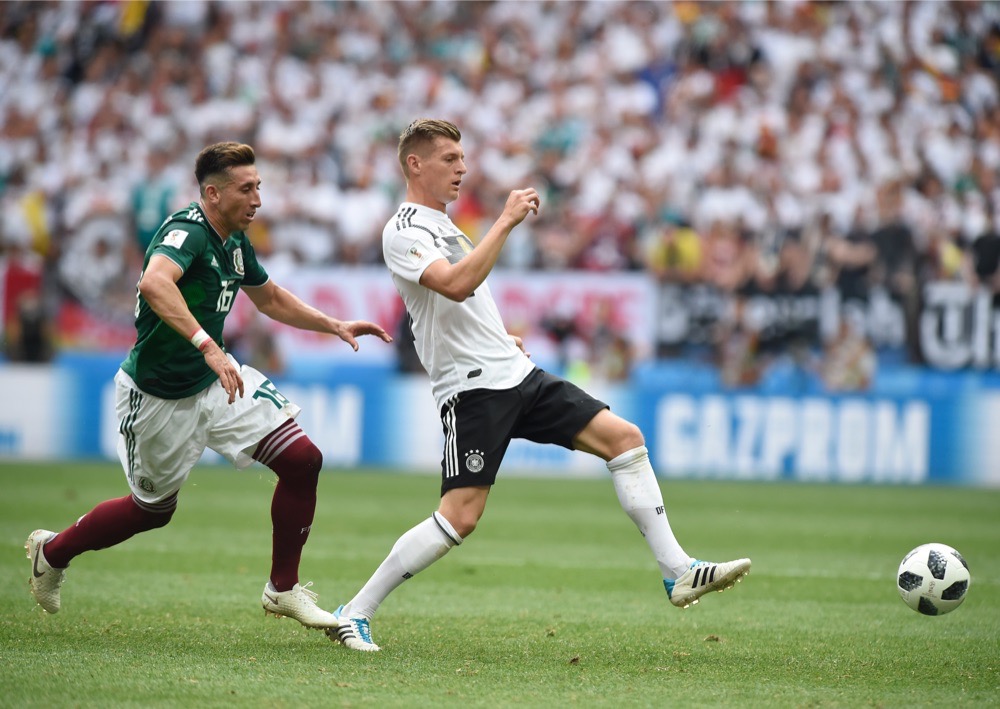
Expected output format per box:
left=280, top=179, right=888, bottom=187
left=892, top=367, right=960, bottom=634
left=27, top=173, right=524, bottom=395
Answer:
left=261, top=581, right=339, bottom=628
left=26, top=529, right=67, bottom=614
left=326, top=605, right=381, bottom=652
left=665, top=558, right=751, bottom=609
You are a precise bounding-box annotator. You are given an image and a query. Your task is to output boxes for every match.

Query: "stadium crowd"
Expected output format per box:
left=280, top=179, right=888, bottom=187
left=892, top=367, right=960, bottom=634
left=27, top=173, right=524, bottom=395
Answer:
left=2, top=1, right=1000, bottom=381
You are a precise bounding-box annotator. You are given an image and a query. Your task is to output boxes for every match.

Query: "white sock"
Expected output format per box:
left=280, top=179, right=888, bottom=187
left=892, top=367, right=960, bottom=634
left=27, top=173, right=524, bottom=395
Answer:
left=608, top=446, right=692, bottom=579
left=345, top=512, right=462, bottom=619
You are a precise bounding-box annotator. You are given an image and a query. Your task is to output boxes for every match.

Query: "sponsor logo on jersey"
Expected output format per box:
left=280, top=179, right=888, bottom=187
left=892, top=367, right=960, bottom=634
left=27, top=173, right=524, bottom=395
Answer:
left=465, top=449, right=485, bottom=473
left=210, top=256, right=219, bottom=268
left=233, top=248, right=245, bottom=275
left=162, top=229, right=189, bottom=248
left=406, top=242, right=425, bottom=265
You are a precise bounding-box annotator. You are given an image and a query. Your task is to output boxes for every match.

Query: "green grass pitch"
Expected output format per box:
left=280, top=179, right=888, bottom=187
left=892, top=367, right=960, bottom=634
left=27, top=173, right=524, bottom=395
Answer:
left=1, top=461, right=998, bottom=707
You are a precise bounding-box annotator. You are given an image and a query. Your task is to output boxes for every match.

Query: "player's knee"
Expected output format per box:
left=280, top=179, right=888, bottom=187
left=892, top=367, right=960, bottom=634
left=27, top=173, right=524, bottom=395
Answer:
left=450, top=515, right=479, bottom=538
left=294, top=439, right=323, bottom=478
left=270, top=438, right=323, bottom=487
left=132, top=495, right=176, bottom=530
left=438, top=507, right=480, bottom=538
left=143, top=507, right=174, bottom=530
left=617, top=420, right=645, bottom=452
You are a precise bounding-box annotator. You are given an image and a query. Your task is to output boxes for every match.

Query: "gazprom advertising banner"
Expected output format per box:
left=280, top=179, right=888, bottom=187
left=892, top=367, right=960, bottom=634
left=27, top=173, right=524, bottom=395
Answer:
left=639, top=371, right=999, bottom=487
left=630, top=369, right=979, bottom=486
left=2, top=355, right=999, bottom=488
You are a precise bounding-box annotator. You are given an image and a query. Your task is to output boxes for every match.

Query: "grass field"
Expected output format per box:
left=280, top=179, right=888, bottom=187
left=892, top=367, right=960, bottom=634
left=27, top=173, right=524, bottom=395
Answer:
left=1, top=462, right=998, bottom=708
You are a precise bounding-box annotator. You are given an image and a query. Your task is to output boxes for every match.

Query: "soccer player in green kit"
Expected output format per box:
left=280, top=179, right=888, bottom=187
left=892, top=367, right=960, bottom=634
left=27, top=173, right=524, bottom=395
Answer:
left=26, top=142, right=392, bottom=630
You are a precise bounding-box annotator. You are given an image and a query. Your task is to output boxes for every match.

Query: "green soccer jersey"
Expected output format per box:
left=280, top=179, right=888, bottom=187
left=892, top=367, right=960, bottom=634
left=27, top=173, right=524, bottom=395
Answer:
left=120, top=202, right=269, bottom=399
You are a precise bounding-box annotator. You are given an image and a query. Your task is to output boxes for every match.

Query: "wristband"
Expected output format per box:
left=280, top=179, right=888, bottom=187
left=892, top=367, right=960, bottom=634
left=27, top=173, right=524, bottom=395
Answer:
left=190, top=328, right=212, bottom=352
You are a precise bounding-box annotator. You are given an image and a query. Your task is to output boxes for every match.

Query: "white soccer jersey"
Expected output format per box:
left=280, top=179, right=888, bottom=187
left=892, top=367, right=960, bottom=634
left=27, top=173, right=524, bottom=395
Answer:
left=383, top=202, right=535, bottom=410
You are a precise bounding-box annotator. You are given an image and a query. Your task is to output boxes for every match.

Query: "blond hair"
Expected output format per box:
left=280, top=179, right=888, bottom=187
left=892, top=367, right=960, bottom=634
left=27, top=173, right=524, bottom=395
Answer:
left=397, top=119, right=462, bottom=177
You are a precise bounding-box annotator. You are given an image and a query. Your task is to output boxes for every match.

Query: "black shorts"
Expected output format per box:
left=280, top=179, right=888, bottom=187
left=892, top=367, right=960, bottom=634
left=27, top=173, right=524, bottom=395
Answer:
left=437, top=368, right=609, bottom=494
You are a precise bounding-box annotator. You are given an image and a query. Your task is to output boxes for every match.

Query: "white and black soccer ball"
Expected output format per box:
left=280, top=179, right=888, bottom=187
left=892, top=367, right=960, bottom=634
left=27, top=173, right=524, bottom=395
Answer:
left=897, top=543, right=970, bottom=616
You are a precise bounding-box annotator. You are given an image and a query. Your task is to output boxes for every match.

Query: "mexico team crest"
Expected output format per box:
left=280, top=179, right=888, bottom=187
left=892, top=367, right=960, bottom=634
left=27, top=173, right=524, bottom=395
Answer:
left=233, top=248, right=245, bottom=275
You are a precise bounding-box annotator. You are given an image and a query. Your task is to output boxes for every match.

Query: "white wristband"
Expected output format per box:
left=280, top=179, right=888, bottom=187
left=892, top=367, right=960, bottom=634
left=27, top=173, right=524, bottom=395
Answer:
left=190, top=328, right=212, bottom=352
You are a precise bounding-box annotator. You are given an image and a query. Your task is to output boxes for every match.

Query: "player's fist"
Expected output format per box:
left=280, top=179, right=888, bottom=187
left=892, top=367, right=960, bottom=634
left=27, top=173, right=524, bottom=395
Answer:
left=503, top=188, right=541, bottom=225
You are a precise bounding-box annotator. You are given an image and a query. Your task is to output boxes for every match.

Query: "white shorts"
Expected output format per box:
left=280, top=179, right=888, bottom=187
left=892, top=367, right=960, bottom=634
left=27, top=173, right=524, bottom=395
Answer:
left=114, top=356, right=301, bottom=505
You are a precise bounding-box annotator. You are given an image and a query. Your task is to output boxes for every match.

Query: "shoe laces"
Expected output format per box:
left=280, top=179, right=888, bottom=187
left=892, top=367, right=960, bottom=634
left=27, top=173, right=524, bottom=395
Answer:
left=295, top=581, right=320, bottom=604
left=350, top=616, right=375, bottom=644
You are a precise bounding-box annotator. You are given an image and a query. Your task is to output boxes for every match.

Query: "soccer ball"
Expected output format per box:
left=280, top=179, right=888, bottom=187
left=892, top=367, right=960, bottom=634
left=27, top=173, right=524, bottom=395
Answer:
left=896, top=543, right=970, bottom=616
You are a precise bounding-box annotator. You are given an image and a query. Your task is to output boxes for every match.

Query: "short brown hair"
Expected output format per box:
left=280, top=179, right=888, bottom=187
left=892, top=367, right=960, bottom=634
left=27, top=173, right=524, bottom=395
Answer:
left=195, top=142, right=256, bottom=195
left=397, top=119, right=461, bottom=176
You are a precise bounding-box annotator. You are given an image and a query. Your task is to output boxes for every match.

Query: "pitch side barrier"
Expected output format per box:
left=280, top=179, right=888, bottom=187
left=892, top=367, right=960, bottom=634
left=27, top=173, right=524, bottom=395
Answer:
left=1, top=354, right=998, bottom=488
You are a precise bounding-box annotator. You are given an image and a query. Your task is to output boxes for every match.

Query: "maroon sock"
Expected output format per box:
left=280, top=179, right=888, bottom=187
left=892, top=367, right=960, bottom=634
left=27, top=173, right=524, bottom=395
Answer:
left=42, top=494, right=176, bottom=569
left=253, top=421, right=323, bottom=592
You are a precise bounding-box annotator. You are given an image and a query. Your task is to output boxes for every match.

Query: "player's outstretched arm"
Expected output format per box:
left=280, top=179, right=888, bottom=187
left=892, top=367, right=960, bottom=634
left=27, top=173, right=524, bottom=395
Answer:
left=420, top=188, right=540, bottom=302
left=243, top=281, right=393, bottom=351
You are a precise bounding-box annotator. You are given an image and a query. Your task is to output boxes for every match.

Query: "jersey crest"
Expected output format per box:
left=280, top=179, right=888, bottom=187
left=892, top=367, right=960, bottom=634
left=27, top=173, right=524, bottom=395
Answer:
left=233, top=248, right=245, bottom=275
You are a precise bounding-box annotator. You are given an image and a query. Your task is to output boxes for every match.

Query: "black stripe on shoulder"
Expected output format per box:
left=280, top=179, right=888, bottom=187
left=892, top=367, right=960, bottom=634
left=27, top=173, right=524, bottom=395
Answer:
left=395, top=206, right=417, bottom=231
left=409, top=223, right=436, bottom=239
left=395, top=208, right=436, bottom=239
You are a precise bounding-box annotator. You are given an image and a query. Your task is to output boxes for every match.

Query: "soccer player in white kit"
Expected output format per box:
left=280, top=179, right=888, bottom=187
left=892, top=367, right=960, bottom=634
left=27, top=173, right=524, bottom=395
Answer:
left=26, top=142, right=392, bottom=630
left=327, top=120, right=751, bottom=652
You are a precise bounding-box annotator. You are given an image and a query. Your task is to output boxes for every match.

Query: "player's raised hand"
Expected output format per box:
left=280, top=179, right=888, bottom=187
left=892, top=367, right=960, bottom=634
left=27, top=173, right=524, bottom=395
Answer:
left=502, top=188, right=541, bottom=227
left=334, top=320, right=394, bottom=352
left=202, top=342, right=244, bottom=404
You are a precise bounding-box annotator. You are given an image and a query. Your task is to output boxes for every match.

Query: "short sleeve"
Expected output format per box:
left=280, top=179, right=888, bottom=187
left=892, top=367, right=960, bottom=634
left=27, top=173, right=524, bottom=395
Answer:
left=149, top=225, right=209, bottom=273
left=385, top=226, right=444, bottom=284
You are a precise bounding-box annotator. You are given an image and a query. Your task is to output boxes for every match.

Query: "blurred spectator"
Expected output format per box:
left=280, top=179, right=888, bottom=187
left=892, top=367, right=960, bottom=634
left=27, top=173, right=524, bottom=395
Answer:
left=870, top=181, right=921, bottom=359
left=716, top=300, right=762, bottom=388
left=642, top=219, right=703, bottom=285
left=1, top=240, right=48, bottom=360
left=822, top=317, right=876, bottom=392
left=131, top=147, right=183, bottom=252
left=702, top=219, right=752, bottom=293
left=971, top=219, right=1000, bottom=299
left=585, top=297, right=634, bottom=382
left=5, top=289, right=53, bottom=362
left=1, top=0, right=999, bottom=375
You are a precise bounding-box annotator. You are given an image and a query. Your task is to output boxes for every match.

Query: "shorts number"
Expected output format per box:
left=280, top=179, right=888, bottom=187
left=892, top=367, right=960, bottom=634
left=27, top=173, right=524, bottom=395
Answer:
left=253, top=379, right=290, bottom=409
